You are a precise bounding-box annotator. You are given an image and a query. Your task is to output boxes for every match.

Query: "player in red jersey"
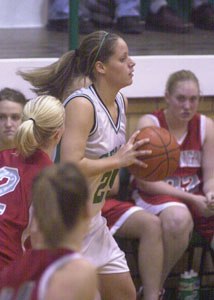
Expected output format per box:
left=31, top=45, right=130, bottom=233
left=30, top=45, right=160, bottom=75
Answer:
left=131, top=70, right=214, bottom=289
left=0, top=87, right=27, bottom=151
left=0, top=162, right=98, bottom=300
left=0, top=95, right=65, bottom=272
left=102, top=171, right=164, bottom=300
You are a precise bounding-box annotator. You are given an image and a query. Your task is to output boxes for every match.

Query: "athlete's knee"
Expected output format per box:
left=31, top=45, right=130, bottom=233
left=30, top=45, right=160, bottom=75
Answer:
left=161, top=207, right=193, bottom=239
left=136, top=211, right=162, bottom=235
left=144, top=214, right=162, bottom=238
left=113, top=280, right=136, bottom=300
left=123, top=282, right=136, bottom=300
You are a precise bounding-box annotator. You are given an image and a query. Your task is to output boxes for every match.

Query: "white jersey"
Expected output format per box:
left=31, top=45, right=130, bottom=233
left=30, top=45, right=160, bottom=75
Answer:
left=64, top=84, right=126, bottom=216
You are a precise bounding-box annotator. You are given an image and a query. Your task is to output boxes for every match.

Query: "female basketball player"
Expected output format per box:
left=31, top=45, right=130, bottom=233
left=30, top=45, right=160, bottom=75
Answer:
left=102, top=170, right=164, bottom=300
left=0, top=162, right=98, bottom=300
left=131, top=69, right=214, bottom=287
left=0, top=87, right=27, bottom=151
left=19, top=31, right=154, bottom=300
left=0, top=95, right=65, bottom=271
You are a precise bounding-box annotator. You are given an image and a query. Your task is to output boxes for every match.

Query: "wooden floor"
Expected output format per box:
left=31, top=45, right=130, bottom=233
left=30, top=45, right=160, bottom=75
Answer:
left=1, top=23, right=214, bottom=59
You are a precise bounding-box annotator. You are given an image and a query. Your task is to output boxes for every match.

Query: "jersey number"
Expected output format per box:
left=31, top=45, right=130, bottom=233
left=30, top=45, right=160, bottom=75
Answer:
left=165, top=174, right=200, bottom=193
left=93, top=169, right=118, bottom=203
left=0, top=167, right=20, bottom=197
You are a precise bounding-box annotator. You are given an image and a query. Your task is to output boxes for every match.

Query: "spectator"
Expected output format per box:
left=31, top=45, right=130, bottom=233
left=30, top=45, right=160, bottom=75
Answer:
left=131, top=70, right=214, bottom=288
left=0, top=95, right=65, bottom=271
left=47, top=0, right=143, bottom=34
left=0, top=162, right=98, bottom=300
left=89, top=0, right=143, bottom=33
left=47, top=0, right=97, bottom=34
left=86, top=0, right=214, bottom=33
left=0, top=88, right=27, bottom=151
left=47, top=0, right=214, bottom=34
left=146, top=0, right=214, bottom=32
left=191, top=0, right=214, bottom=30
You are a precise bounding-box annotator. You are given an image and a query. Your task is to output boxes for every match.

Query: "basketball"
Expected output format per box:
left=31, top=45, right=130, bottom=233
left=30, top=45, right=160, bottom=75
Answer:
left=129, top=126, right=180, bottom=181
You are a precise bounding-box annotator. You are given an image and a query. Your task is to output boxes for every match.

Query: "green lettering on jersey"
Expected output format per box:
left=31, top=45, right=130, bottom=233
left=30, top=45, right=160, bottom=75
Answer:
left=93, top=169, right=118, bottom=203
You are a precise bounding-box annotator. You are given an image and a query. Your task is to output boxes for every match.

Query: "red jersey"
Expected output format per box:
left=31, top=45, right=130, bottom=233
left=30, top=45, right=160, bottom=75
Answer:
left=0, top=149, right=52, bottom=271
left=135, top=110, right=205, bottom=205
left=0, top=248, right=80, bottom=300
left=132, top=110, right=214, bottom=244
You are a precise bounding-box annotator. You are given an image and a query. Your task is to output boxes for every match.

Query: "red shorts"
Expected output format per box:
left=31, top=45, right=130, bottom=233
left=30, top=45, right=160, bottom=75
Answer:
left=102, top=198, right=143, bottom=235
left=133, top=189, right=214, bottom=245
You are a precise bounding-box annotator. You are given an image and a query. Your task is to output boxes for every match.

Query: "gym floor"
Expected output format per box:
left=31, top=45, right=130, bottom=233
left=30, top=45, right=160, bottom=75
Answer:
left=0, top=23, right=214, bottom=59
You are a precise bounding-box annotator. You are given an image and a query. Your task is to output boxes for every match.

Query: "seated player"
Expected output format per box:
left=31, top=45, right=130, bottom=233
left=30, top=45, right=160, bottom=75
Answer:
left=102, top=170, right=164, bottom=300
left=0, top=162, right=98, bottom=300
left=131, top=70, right=214, bottom=289
left=0, top=87, right=27, bottom=151
left=0, top=95, right=65, bottom=271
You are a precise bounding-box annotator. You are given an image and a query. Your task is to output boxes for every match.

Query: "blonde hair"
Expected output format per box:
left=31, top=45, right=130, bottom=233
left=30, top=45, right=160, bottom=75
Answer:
left=165, top=70, right=200, bottom=95
left=32, top=162, right=89, bottom=248
left=14, top=95, right=64, bottom=157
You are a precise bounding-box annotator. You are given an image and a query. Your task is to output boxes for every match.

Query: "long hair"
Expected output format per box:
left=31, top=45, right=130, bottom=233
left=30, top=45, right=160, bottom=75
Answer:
left=32, top=162, right=89, bottom=248
left=18, top=31, right=120, bottom=101
left=14, top=95, right=65, bottom=157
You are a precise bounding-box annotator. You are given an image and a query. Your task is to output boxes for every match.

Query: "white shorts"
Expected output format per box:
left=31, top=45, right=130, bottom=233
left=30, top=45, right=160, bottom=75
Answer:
left=81, top=212, right=129, bottom=274
left=109, top=206, right=143, bottom=236
left=133, top=189, right=187, bottom=215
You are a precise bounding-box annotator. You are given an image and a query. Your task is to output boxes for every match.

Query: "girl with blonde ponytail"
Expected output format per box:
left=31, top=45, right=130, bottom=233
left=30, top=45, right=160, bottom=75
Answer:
left=0, top=95, right=65, bottom=272
left=14, top=95, right=64, bottom=157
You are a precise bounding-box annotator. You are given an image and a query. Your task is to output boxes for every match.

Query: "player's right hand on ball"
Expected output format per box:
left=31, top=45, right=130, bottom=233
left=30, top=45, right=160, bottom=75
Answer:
left=116, top=130, right=152, bottom=169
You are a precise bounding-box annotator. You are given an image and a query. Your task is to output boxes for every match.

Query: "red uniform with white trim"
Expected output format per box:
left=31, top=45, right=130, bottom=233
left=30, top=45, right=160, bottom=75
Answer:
left=132, top=110, right=214, bottom=245
left=0, top=148, right=53, bottom=271
left=0, top=248, right=80, bottom=300
left=102, top=198, right=142, bottom=235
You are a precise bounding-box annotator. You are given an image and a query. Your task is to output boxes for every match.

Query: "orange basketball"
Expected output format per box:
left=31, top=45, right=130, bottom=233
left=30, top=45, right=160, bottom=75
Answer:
left=129, top=126, right=180, bottom=181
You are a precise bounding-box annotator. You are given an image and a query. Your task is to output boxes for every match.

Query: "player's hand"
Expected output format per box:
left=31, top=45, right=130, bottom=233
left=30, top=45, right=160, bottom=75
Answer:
left=192, top=194, right=214, bottom=217
left=205, top=192, right=214, bottom=211
left=115, top=130, right=152, bottom=169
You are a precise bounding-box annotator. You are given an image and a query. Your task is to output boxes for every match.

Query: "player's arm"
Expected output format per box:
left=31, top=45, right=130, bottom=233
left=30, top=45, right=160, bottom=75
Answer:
left=60, top=97, right=150, bottom=177
left=44, top=258, right=98, bottom=300
left=202, top=117, right=214, bottom=205
left=60, top=97, right=119, bottom=176
left=134, top=115, right=204, bottom=205
left=136, top=177, right=213, bottom=216
left=136, top=177, right=198, bottom=203
left=136, top=115, right=157, bottom=130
